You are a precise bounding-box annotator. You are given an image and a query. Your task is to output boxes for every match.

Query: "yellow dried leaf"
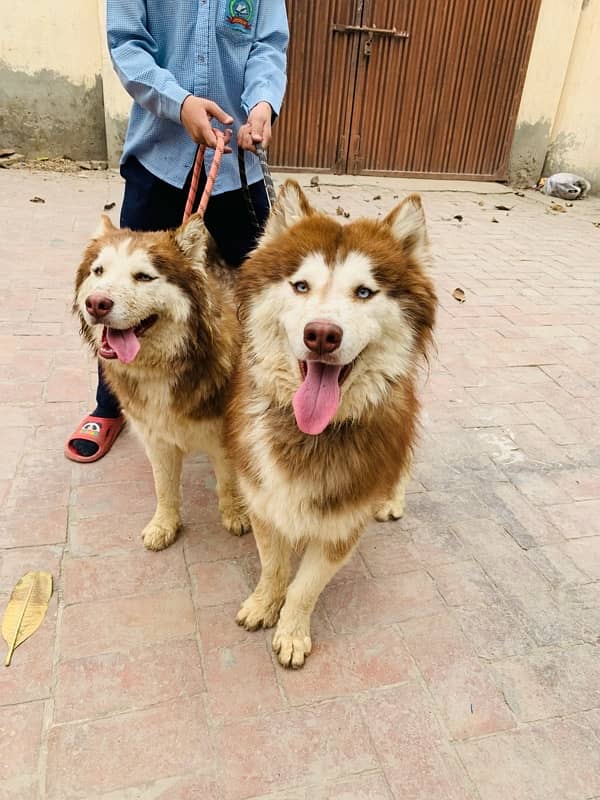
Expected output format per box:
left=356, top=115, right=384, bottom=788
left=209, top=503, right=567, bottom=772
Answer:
left=452, top=288, right=466, bottom=303
left=2, top=571, right=52, bottom=666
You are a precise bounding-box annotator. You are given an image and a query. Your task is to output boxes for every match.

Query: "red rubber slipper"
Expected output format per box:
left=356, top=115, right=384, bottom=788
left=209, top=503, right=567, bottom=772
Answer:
left=64, top=414, right=125, bottom=463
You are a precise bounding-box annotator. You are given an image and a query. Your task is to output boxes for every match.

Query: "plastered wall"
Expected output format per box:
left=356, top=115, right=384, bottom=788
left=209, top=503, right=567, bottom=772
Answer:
left=544, top=0, right=600, bottom=191
left=97, top=0, right=132, bottom=167
left=508, top=0, right=582, bottom=185
left=0, top=0, right=108, bottom=159
left=2, top=0, right=599, bottom=188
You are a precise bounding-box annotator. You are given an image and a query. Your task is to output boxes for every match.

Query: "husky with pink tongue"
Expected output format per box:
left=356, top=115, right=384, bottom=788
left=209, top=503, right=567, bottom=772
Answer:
left=74, top=213, right=249, bottom=551
left=225, top=180, right=437, bottom=668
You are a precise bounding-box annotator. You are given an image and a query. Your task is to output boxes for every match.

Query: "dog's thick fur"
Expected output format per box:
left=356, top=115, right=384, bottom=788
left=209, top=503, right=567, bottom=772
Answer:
left=74, top=214, right=248, bottom=550
left=226, top=181, right=436, bottom=668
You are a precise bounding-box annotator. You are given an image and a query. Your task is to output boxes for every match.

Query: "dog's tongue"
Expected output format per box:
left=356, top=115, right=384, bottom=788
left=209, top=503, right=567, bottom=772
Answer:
left=292, top=361, right=343, bottom=435
left=105, top=327, right=140, bottom=364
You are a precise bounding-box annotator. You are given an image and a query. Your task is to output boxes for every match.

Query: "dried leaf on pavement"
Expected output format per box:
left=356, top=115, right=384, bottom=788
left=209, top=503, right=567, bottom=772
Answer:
left=452, top=288, right=466, bottom=303
left=103, top=202, right=116, bottom=211
left=30, top=196, right=45, bottom=204
left=2, top=571, right=53, bottom=666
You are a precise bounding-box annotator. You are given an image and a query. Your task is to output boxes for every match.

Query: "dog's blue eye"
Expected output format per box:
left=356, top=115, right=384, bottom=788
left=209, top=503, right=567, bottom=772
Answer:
left=356, top=286, right=374, bottom=299
left=292, top=280, right=309, bottom=294
left=134, top=273, right=156, bottom=282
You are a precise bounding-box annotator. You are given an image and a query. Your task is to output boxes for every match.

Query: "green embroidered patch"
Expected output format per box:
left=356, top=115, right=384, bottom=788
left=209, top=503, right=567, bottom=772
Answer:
left=227, top=0, right=254, bottom=30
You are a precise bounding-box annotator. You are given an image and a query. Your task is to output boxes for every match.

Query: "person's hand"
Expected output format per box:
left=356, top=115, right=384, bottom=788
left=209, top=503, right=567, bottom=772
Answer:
left=180, top=96, right=233, bottom=152
left=238, top=101, right=273, bottom=152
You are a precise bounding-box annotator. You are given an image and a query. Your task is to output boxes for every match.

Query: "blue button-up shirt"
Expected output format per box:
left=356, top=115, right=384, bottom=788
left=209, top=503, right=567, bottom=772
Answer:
left=106, top=0, right=288, bottom=193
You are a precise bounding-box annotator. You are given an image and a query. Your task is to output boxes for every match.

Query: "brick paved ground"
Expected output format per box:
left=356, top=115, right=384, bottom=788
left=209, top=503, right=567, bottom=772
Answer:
left=1, top=167, right=600, bottom=800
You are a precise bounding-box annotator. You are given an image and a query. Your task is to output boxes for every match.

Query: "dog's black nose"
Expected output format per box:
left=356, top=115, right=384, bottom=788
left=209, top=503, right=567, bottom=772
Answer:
left=304, top=321, right=343, bottom=355
left=85, top=294, right=114, bottom=319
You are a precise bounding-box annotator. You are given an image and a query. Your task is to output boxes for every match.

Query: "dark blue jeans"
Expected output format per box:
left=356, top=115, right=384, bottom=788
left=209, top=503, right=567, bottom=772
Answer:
left=96, top=156, right=269, bottom=415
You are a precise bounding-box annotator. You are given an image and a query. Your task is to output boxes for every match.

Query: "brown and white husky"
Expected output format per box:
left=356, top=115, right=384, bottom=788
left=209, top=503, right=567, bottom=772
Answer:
left=74, top=214, right=249, bottom=551
left=226, top=180, right=437, bottom=668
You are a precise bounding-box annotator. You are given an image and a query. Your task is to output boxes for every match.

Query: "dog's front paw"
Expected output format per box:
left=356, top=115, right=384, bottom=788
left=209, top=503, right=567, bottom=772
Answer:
left=219, top=500, right=251, bottom=537
left=374, top=497, right=405, bottom=522
left=142, top=515, right=181, bottom=550
left=272, top=620, right=312, bottom=669
left=236, top=591, right=283, bottom=631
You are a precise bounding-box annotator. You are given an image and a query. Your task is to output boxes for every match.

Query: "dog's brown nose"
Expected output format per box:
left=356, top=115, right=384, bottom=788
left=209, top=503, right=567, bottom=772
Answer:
left=303, top=321, right=343, bottom=355
left=85, top=294, right=114, bottom=319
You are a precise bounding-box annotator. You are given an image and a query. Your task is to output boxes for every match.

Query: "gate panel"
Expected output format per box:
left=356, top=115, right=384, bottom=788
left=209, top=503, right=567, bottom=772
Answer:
left=269, top=0, right=363, bottom=171
left=350, top=0, right=541, bottom=178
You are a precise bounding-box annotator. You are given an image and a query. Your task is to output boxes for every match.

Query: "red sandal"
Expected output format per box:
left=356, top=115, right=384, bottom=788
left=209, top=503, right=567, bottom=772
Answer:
left=64, top=414, right=125, bottom=463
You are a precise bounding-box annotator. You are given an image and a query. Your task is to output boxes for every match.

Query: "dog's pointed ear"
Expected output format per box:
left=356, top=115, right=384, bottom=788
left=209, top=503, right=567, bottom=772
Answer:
left=174, top=214, right=208, bottom=265
left=92, top=214, right=116, bottom=239
left=261, top=180, right=314, bottom=244
left=383, top=194, right=428, bottom=258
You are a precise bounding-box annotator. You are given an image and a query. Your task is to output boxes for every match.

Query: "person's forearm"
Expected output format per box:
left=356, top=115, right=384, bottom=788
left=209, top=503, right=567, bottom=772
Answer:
left=241, top=0, right=289, bottom=116
left=106, top=0, right=188, bottom=123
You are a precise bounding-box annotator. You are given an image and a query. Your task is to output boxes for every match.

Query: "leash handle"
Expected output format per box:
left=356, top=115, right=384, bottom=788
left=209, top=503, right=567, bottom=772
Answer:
left=182, top=129, right=225, bottom=224
left=183, top=130, right=274, bottom=228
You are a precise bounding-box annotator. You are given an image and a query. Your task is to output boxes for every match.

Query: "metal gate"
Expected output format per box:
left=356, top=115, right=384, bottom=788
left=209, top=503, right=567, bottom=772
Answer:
left=269, top=0, right=541, bottom=179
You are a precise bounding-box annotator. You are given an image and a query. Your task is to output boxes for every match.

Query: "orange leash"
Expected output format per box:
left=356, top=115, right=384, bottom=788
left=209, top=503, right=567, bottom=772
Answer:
left=182, top=129, right=225, bottom=224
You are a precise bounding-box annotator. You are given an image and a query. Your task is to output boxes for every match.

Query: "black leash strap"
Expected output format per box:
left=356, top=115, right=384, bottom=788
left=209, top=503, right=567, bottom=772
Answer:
left=255, top=144, right=277, bottom=207
left=238, top=144, right=277, bottom=232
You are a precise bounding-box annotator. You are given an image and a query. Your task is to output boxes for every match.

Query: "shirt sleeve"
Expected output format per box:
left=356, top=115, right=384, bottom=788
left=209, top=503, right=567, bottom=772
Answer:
left=241, top=0, right=289, bottom=117
left=106, top=0, right=189, bottom=124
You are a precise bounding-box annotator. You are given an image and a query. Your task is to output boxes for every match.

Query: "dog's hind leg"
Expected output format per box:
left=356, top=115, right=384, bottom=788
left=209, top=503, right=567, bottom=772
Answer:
left=374, top=461, right=411, bottom=522
left=237, top=516, right=292, bottom=631
left=272, top=531, right=360, bottom=668
left=142, top=438, right=183, bottom=551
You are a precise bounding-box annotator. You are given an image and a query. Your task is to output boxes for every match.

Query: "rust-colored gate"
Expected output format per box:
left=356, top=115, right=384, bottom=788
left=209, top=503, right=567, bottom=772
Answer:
left=270, top=0, right=541, bottom=179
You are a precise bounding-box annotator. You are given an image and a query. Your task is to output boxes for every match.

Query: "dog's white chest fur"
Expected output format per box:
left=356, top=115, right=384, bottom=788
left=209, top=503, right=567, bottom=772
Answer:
left=123, top=374, right=222, bottom=456
left=241, top=416, right=370, bottom=544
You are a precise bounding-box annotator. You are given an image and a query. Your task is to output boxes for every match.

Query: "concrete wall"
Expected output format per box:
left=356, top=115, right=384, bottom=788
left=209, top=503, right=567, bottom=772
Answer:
left=0, top=0, right=108, bottom=159
left=544, top=0, right=600, bottom=191
left=97, top=0, right=132, bottom=167
left=2, top=0, right=600, bottom=183
left=508, top=0, right=582, bottom=185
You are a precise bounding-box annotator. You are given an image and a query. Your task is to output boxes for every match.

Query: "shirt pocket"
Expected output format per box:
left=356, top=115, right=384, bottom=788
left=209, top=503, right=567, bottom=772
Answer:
left=217, top=0, right=258, bottom=44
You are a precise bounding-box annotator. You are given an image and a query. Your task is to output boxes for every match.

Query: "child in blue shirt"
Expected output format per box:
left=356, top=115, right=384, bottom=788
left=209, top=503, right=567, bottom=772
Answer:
left=65, top=0, right=288, bottom=462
